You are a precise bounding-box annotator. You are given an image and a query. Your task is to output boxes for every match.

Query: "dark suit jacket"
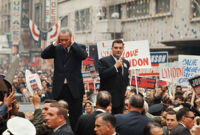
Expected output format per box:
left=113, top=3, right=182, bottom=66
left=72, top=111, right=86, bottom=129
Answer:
left=115, top=111, right=153, bottom=135
left=75, top=110, right=103, bottom=135
left=170, top=123, right=191, bottom=135
left=52, top=124, right=74, bottom=135
left=97, top=55, right=129, bottom=108
left=41, top=43, right=88, bottom=99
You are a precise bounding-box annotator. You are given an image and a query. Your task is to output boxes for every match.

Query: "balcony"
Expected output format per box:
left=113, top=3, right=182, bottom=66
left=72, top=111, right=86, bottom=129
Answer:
left=96, top=19, right=122, bottom=33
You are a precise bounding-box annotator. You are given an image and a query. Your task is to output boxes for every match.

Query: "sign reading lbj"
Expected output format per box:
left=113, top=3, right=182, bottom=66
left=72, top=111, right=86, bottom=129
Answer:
left=188, top=76, right=200, bottom=97
left=150, top=52, right=168, bottom=65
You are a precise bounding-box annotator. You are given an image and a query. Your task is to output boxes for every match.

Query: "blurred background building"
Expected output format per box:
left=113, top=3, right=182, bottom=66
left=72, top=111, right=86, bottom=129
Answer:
left=0, top=0, right=200, bottom=64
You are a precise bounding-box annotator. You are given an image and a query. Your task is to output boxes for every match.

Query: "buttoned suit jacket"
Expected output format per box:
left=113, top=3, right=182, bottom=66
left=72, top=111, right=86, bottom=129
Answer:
left=97, top=55, right=129, bottom=108
left=75, top=110, right=103, bottom=135
left=41, top=43, right=88, bottom=99
left=170, top=123, right=191, bottom=135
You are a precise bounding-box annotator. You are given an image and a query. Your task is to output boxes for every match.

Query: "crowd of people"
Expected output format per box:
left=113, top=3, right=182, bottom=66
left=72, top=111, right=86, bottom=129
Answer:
left=1, top=30, right=200, bottom=135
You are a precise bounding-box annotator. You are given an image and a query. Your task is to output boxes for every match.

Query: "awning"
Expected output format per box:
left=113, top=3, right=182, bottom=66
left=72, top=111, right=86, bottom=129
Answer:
left=161, top=39, right=200, bottom=47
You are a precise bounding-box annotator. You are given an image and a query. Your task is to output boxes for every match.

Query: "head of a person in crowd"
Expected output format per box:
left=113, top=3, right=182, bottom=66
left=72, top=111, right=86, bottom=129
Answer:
left=84, top=100, right=93, bottom=114
left=96, top=91, right=111, bottom=110
left=123, top=98, right=129, bottom=114
left=57, top=29, right=72, bottom=49
left=45, top=103, right=68, bottom=129
left=41, top=80, right=48, bottom=89
left=161, top=110, right=167, bottom=126
left=42, top=99, right=57, bottom=120
left=166, top=109, right=178, bottom=132
left=175, top=94, right=184, bottom=105
left=144, top=122, right=163, bottom=135
left=195, top=98, right=200, bottom=108
left=94, top=113, right=116, bottom=135
left=128, top=94, right=144, bottom=113
left=176, top=107, right=195, bottom=129
left=176, top=85, right=182, bottom=93
left=58, top=100, right=69, bottom=110
left=111, top=39, right=124, bottom=59
left=185, top=93, right=192, bottom=103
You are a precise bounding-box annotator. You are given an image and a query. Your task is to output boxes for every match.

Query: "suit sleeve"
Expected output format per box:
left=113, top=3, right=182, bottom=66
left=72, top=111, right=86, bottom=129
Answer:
left=97, top=58, right=118, bottom=79
left=41, top=44, right=55, bottom=59
left=70, top=42, right=88, bottom=60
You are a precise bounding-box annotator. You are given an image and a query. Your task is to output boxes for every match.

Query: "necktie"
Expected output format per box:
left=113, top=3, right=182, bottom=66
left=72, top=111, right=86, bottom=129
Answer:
left=65, top=48, right=69, bottom=56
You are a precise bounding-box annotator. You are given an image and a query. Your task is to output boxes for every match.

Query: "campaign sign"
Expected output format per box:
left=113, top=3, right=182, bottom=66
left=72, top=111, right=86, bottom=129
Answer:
left=25, top=70, right=43, bottom=95
left=82, top=72, right=93, bottom=83
left=123, top=40, right=151, bottom=70
left=159, top=62, right=183, bottom=82
left=188, top=76, right=200, bottom=97
left=178, top=55, right=200, bottom=86
left=150, top=52, right=168, bottom=65
left=131, top=77, right=156, bottom=89
left=97, top=40, right=113, bottom=59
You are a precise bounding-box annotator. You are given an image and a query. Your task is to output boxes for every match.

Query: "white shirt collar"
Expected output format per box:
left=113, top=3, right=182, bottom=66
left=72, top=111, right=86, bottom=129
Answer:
left=96, top=108, right=106, bottom=113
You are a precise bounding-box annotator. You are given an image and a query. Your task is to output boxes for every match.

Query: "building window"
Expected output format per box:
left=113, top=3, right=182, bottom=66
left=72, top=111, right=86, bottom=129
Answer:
left=156, top=0, right=170, bottom=14
left=192, top=0, right=200, bottom=18
left=75, top=8, right=91, bottom=31
left=109, top=4, right=121, bottom=19
left=61, top=15, right=68, bottom=27
left=126, top=0, right=150, bottom=18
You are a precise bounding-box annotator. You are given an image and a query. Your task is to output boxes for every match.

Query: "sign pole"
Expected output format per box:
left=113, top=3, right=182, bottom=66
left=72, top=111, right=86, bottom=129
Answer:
left=134, top=69, right=139, bottom=94
left=191, top=90, right=196, bottom=106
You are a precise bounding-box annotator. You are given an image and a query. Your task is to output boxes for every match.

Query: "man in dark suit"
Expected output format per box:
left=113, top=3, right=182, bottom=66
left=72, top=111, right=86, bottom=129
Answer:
left=170, top=107, right=194, bottom=135
left=97, top=39, right=129, bottom=114
left=75, top=91, right=111, bottom=135
left=45, top=103, right=74, bottom=135
left=115, top=95, right=153, bottom=135
left=41, top=29, right=88, bottom=131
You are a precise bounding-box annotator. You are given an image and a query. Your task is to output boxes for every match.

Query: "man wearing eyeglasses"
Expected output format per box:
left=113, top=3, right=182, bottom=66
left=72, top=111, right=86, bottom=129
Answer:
left=171, top=107, right=195, bottom=135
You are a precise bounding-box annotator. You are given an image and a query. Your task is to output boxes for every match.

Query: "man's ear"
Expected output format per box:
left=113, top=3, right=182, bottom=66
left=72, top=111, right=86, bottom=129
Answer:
left=56, top=35, right=60, bottom=44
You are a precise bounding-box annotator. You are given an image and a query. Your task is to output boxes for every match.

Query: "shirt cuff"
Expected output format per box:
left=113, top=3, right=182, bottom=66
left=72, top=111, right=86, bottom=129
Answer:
left=114, top=65, right=118, bottom=72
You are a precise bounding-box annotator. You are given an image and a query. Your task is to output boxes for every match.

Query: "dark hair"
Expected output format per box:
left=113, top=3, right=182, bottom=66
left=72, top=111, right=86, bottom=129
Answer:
left=144, top=122, right=162, bottom=135
left=112, top=39, right=124, bottom=47
left=50, top=103, right=68, bottom=120
left=176, top=107, right=190, bottom=121
left=96, top=91, right=111, bottom=108
left=176, top=86, right=182, bottom=90
left=96, top=112, right=116, bottom=128
left=166, top=110, right=176, bottom=115
left=129, top=95, right=144, bottom=108
left=175, top=94, right=184, bottom=101
left=84, top=100, right=93, bottom=108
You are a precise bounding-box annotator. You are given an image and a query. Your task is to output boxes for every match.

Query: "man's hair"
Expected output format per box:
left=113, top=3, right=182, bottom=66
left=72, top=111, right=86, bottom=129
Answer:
left=50, top=103, right=68, bottom=120
left=96, top=91, right=111, bottom=108
left=58, top=100, right=69, bottom=110
left=166, top=109, right=176, bottom=115
left=60, top=28, right=72, bottom=36
left=176, top=107, right=190, bottom=121
left=129, top=95, right=144, bottom=108
left=112, top=39, right=124, bottom=47
left=44, top=99, right=57, bottom=104
left=96, top=112, right=116, bottom=128
left=175, top=94, right=184, bottom=101
left=144, top=122, right=162, bottom=135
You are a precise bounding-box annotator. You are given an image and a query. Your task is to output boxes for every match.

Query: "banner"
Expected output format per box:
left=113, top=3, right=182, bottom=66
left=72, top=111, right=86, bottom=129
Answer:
left=29, top=20, right=40, bottom=41
left=159, top=62, right=183, bottom=82
left=11, top=0, right=21, bottom=45
left=188, top=75, right=200, bottom=97
left=131, top=77, right=156, bottom=89
left=150, top=52, right=168, bottom=65
left=45, top=0, right=57, bottom=24
left=178, top=55, right=200, bottom=86
left=123, top=40, right=151, bottom=70
left=82, top=72, right=93, bottom=83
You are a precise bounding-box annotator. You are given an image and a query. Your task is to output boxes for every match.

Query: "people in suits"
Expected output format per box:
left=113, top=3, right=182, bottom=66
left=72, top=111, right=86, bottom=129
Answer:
left=170, top=107, right=195, bottom=135
left=45, top=103, right=74, bottom=135
left=41, top=29, right=88, bottom=131
left=94, top=113, right=118, bottom=135
left=75, top=91, right=111, bottom=135
left=115, top=95, right=153, bottom=135
left=97, top=39, right=130, bottom=114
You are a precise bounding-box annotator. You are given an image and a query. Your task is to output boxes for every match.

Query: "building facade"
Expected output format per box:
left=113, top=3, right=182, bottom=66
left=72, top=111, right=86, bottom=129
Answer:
left=57, top=0, right=200, bottom=60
